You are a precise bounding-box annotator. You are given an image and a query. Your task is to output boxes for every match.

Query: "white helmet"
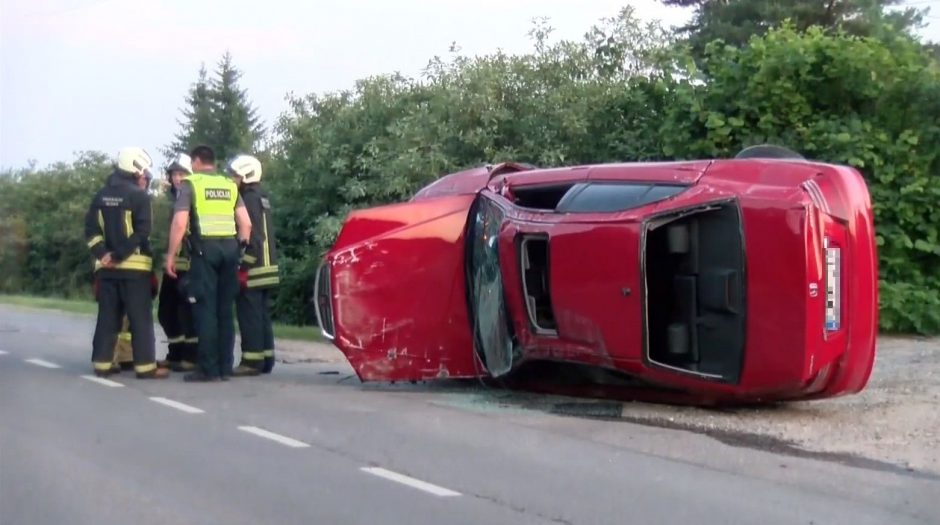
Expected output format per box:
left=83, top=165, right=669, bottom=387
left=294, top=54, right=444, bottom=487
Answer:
left=227, top=154, right=263, bottom=184
left=116, top=147, right=153, bottom=176
left=165, top=152, right=193, bottom=176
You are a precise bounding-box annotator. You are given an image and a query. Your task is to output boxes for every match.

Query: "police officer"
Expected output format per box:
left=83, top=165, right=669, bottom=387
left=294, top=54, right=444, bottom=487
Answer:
left=165, top=145, right=252, bottom=382
left=228, top=154, right=280, bottom=376
left=157, top=153, right=199, bottom=372
left=85, top=147, right=168, bottom=379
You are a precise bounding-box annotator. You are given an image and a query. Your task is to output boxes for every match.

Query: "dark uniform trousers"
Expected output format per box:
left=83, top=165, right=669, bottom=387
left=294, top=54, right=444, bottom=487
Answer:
left=235, top=183, right=280, bottom=374
left=237, top=288, right=275, bottom=372
left=92, top=275, right=156, bottom=370
left=190, top=238, right=240, bottom=378
left=157, top=271, right=198, bottom=365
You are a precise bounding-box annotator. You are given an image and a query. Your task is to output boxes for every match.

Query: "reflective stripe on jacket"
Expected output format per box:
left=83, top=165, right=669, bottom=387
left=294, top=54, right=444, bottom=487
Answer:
left=239, top=184, right=279, bottom=289
left=84, top=171, right=154, bottom=276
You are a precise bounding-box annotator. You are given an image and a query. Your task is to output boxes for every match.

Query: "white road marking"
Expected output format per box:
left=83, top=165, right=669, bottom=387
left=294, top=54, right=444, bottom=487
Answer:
left=81, top=375, right=124, bottom=388
left=0, top=350, right=8, bottom=355
left=237, top=426, right=310, bottom=448
left=360, top=467, right=461, bottom=497
left=24, top=358, right=60, bottom=369
left=149, top=397, right=205, bottom=414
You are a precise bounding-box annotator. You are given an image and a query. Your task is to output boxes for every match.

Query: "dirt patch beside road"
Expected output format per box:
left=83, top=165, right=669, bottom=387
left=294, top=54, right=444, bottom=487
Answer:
left=618, top=336, right=940, bottom=474
left=255, top=337, right=347, bottom=365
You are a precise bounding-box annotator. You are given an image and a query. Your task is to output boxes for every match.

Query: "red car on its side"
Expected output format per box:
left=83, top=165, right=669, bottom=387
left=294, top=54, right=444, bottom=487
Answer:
left=314, top=147, right=878, bottom=404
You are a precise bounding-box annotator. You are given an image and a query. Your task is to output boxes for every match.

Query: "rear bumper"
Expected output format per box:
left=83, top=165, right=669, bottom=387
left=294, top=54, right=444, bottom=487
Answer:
left=802, top=167, right=879, bottom=399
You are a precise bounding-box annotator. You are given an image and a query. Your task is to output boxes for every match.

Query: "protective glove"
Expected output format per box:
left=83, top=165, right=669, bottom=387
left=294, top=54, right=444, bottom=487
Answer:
left=150, top=272, right=159, bottom=298
left=237, top=268, right=249, bottom=291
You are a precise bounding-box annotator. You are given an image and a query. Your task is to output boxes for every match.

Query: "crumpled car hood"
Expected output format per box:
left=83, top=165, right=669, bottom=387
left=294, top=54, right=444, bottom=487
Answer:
left=326, top=195, right=481, bottom=382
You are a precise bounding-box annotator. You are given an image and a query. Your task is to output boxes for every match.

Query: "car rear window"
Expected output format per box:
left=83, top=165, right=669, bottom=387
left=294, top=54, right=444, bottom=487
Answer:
left=555, top=183, right=687, bottom=213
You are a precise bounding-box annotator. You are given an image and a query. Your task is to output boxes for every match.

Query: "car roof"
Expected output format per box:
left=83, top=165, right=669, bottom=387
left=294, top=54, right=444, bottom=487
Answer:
left=500, top=160, right=711, bottom=185
left=498, top=157, right=844, bottom=183
left=412, top=156, right=844, bottom=201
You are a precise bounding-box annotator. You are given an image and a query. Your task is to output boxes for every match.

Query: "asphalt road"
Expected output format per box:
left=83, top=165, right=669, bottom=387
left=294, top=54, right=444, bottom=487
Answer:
left=1, top=305, right=937, bottom=525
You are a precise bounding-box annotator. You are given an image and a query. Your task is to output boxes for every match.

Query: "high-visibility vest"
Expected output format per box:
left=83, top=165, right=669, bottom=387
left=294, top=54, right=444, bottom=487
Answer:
left=187, top=174, right=238, bottom=238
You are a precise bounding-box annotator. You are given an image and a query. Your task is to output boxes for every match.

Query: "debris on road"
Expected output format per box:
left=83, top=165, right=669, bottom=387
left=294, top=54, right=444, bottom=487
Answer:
left=281, top=334, right=939, bottom=475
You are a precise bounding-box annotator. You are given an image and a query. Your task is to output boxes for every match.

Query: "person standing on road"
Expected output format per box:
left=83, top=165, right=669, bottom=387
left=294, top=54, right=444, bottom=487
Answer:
left=85, top=147, right=168, bottom=379
left=112, top=169, right=160, bottom=372
left=157, top=153, right=199, bottom=372
left=165, top=145, right=252, bottom=382
left=113, top=276, right=158, bottom=370
left=227, top=154, right=281, bottom=376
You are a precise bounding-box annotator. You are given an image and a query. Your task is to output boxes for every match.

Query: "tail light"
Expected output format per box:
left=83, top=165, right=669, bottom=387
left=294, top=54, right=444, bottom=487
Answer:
left=802, top=179, right=830, bottom=214
left=803, top=178, right=844, bottom=336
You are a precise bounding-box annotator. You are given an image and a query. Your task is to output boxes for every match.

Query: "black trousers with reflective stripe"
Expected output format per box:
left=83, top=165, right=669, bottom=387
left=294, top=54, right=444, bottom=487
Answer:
left=190, top=238, right=240, bottom=378
left=157, top=271, right=197, bottom=364
left=236, top=287, right=274, bottom=371
left=92, top=275, right=156, bottom=369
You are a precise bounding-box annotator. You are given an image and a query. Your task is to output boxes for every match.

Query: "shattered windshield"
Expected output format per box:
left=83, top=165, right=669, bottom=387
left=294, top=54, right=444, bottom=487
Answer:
left=466, top=195, right=515, bottom=376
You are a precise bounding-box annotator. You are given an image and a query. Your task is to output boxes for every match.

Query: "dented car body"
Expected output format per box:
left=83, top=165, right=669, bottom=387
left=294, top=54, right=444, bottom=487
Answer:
left=315, top=156, right=878, bottom=404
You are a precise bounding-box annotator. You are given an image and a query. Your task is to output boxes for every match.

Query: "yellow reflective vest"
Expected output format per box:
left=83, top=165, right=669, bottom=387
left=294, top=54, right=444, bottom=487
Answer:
left=187, top=174, right=239, bottom=238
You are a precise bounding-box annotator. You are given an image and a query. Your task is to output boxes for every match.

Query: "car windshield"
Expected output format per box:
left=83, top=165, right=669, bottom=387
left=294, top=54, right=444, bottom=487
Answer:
left=466, top=194, right=514, bottom=376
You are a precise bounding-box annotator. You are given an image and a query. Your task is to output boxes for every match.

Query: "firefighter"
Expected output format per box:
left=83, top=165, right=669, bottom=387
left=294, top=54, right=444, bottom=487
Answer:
left=110, top=273, right=160, bottom=371
left=112, top=169, right=158, bottom=372
left=165, top=145, right=252, bottom=382
left=157, top=153, right=199, bottom=372
left=227, top=154, right=280, bottom=376
left=85, top=147, right=168, bottom=379
left=91, top=276, right=130, bottom=373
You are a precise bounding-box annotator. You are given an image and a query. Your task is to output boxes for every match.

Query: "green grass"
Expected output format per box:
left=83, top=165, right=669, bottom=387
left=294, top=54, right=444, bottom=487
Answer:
left=0, top=294, right=98, bottom=315
left=271, top=323, right=324, bottom=343
left=0, top=294, right=323, bottom=342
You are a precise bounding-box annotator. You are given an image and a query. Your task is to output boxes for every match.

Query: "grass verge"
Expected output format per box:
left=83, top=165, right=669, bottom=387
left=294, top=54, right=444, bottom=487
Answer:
left=0, top=294, right=97, bottom=315
left=0, top=294, right=323, bottom=342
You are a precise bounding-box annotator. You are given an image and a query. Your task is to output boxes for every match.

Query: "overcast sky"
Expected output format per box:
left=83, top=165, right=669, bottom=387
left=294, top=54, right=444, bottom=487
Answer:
left=1, top=0, right=937, bottom=170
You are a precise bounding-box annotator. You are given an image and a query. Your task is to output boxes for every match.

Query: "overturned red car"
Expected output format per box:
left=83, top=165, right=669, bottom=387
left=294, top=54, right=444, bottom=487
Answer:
left=315, top=146, right=878, bottom=404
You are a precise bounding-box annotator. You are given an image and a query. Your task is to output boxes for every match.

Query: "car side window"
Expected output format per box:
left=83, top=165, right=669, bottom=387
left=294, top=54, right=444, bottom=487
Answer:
left=555, top=183, right=687, bottom=213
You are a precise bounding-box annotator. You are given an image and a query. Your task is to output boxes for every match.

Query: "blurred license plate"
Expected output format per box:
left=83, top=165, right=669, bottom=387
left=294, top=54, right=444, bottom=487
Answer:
left=825, top=241, right=841, bottom=331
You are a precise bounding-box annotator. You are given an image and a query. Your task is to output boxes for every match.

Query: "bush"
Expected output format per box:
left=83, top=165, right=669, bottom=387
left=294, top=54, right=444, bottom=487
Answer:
left=656, top=25, right=940, bottom=332
left=0, top=152, right=113, bottom=299
left=267, top=17, right=940, bottom=333
left=4, top=13, right=940, bottom=334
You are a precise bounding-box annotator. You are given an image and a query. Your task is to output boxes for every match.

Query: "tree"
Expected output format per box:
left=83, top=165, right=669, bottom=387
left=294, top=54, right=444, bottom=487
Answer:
left=5, top=10, right=940, bottom=335
left=264, top=12, right=677, bottom=324
left=656, top=24, right=940, bottom=332
left=926, top=41, right=940, bottom=63
left=209, top=52, right=265, bottom=162
left=165, top=64, right=213, bottom=158
left=662, top=0, right=929, bottom=56
left=166, top=53, right=264, bottom=164
left=0, top=151, right=114, bottom=297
